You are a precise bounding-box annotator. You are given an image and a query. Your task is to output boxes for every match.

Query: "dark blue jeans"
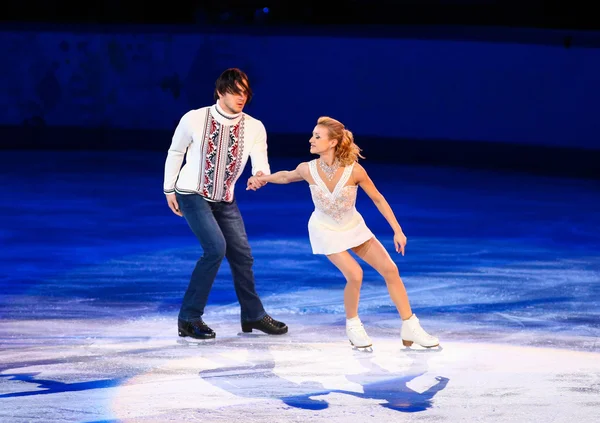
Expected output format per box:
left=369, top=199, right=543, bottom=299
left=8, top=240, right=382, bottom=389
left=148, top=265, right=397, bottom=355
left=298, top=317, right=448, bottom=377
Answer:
left=175, top=192, right=267, bottom=323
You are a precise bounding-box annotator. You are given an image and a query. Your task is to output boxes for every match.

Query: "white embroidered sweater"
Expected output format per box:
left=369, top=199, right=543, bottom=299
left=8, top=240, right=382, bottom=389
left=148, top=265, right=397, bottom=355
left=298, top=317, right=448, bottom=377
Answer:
left=163, top=102, right=271, bottom=202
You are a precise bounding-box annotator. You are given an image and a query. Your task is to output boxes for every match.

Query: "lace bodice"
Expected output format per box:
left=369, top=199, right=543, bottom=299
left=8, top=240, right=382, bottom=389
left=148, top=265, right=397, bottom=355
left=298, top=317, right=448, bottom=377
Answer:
left=308, top=160, right=358, bottom=226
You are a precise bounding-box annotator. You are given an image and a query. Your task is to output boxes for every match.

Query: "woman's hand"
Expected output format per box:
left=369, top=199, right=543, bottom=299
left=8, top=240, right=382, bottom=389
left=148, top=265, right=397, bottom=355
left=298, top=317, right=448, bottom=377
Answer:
left=394, top=231, right=407, bottom=256
left=247, top=171, right=267, bottom=191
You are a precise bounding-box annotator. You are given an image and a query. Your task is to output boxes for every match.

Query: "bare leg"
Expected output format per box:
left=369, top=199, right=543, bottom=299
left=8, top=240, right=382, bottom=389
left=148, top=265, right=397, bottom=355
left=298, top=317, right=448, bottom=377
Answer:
left=352, top=237, right=413, bottom=320
left=326, top=251, right=363, bottom=319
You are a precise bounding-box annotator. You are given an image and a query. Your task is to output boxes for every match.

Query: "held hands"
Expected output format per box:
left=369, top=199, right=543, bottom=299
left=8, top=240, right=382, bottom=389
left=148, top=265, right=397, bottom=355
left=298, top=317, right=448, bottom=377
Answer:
left=166, top=193, right=183, bottom=217
left=246, top=171, right=267, bottom=191
left=394, top=231, right=407, bottom=256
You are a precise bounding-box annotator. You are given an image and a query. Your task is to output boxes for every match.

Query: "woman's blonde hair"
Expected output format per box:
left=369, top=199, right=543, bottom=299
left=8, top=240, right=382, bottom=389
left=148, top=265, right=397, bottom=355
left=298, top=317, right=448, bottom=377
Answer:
left=317, top=116, right=364, bottom=166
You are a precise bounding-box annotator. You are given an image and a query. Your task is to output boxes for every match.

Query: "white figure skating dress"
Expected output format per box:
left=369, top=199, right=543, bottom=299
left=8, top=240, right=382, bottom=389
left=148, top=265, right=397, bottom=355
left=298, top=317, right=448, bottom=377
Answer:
left=307, top=160, right=374, bottom=255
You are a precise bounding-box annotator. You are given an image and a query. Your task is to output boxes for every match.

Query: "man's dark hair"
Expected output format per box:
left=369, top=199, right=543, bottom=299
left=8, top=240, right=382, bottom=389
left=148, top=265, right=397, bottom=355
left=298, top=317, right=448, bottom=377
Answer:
left=214, top=68, right=253, bottom=103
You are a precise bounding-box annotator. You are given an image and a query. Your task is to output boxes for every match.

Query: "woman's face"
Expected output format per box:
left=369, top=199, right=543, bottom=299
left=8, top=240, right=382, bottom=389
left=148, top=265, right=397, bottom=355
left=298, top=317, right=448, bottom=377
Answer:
left=309, top=125, right=336, bottom=155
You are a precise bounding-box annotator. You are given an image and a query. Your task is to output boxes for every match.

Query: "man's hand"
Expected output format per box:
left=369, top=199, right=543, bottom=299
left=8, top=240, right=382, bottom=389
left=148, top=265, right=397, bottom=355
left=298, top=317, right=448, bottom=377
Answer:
left=166, top=193, right=183, bottom=216
left=247, top=171, right=267, bottom=191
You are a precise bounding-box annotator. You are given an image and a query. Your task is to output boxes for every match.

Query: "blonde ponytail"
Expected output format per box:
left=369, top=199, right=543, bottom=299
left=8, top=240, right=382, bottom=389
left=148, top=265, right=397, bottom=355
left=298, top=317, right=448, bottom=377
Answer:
left=316, top=116, right=365, bottom=166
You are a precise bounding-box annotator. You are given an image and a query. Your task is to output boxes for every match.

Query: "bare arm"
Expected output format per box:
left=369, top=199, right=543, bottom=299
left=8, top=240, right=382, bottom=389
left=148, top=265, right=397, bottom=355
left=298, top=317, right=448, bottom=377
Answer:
left=353, top=163, right=407, bottom=254
left=252, top=162, right=308, bottom=186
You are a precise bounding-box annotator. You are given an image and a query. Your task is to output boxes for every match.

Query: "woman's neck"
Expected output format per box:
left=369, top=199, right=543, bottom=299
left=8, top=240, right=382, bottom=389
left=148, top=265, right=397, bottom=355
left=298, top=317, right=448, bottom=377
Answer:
left=319, top=151, right=336, bottom=166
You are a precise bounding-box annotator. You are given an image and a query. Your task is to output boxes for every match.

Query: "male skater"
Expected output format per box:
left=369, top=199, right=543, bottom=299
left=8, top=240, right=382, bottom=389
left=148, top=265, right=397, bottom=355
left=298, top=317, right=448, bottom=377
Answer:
left=163, top=68, right=287, bottom=340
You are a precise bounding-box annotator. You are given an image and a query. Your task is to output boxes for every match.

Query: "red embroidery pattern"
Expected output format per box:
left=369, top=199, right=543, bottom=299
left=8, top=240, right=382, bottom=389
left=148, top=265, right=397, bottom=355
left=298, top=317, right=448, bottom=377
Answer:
left=198, top=111, right=245, bottom=201
left=223, top=119, right=245, bottom=202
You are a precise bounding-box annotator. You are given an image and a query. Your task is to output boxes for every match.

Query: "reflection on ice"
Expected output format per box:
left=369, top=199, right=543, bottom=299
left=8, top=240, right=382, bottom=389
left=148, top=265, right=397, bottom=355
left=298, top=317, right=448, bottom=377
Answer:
left=1, top=152, right=599, bottom=422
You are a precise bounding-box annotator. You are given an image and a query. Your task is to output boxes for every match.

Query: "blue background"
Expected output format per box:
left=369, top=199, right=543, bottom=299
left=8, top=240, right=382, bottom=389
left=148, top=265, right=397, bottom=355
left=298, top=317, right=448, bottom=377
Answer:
left=1, top=25, right=599, bottom=152
left=1, top=19, right=600, bottom=421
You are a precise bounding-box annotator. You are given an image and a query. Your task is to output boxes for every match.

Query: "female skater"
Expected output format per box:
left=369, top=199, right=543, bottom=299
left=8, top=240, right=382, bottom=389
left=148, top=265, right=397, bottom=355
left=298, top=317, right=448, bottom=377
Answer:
left=249, top=116, right=439, bottom=349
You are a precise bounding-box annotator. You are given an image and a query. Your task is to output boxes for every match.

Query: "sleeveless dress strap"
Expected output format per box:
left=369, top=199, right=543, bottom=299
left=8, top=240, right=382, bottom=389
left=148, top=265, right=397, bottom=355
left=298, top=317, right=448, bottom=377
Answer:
left=309, top=160, right=331, bottom=194
left=308, top=159, right=320, bottom=183
left=332, top=162, right=355, bottom=197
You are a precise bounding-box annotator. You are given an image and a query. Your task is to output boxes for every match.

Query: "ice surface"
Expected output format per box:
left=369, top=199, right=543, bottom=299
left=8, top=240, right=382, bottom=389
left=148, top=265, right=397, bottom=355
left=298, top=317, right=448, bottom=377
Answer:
left=1, top=151, right=599, bottom=422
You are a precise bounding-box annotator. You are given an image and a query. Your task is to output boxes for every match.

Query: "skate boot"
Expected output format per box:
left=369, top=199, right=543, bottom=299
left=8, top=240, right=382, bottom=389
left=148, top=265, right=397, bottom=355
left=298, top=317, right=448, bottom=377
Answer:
left=400, top=314, right=439, bottom=348
left=346, top=317, right=373, bottom=352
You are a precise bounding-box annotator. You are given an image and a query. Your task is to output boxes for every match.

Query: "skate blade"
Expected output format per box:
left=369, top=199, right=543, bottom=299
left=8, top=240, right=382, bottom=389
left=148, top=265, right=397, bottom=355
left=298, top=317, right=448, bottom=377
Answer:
left=237, top=332, right=264, bottom=338
left=177, top=337, right=216, bottom=346
left=402, top=343, right=443, bottom=352
left=350, top=340, right=373, bottom=353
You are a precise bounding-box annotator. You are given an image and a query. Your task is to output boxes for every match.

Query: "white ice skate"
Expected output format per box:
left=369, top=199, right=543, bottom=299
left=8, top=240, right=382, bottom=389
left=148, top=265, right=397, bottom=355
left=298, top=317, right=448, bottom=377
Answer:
left=400, top=314, right=439, bottom=348
left=346, top=318, right=373, bottom=352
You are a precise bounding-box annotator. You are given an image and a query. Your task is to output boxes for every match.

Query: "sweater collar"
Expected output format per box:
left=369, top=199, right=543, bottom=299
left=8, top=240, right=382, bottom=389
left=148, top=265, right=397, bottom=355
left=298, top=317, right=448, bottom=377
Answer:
left=212, top=101, right=243, bottom=124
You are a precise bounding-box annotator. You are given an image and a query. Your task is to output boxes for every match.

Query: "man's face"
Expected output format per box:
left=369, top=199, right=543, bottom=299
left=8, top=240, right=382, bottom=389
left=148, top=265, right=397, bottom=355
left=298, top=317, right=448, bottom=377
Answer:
left=218, top=81, right=249, bottom=114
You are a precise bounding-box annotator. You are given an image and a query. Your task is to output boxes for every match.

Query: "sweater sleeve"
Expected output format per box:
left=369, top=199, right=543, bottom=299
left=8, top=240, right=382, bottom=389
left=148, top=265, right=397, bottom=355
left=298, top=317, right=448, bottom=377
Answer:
left=163, top=112, right=193, bottom=194
left=249, top=121, right=271, bottom=176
